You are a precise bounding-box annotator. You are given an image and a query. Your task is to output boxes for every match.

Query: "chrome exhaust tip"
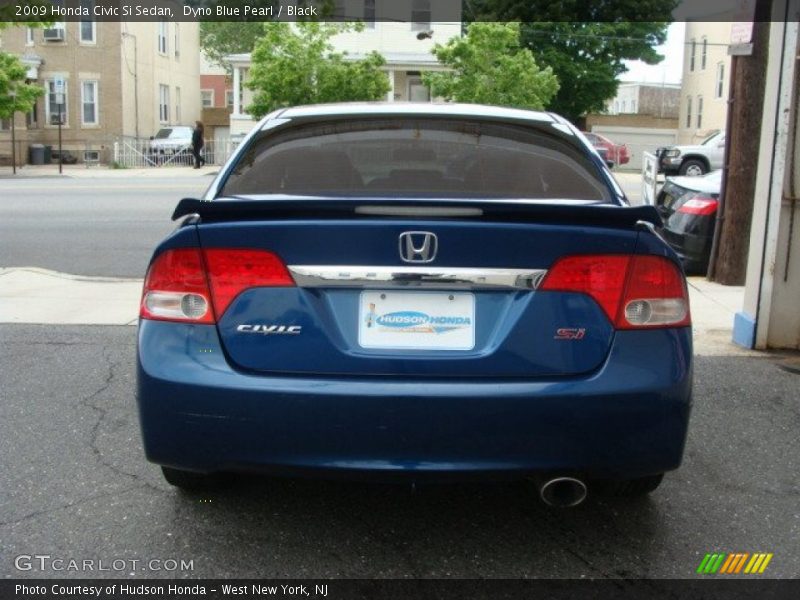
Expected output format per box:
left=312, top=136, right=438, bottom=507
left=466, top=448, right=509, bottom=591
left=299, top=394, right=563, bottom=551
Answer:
left=539, top=476, right=588, bottom=507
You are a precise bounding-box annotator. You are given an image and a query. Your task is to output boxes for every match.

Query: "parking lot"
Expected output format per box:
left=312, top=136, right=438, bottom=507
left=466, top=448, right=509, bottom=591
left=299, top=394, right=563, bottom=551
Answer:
left=1, top=173, right=798, bottom=580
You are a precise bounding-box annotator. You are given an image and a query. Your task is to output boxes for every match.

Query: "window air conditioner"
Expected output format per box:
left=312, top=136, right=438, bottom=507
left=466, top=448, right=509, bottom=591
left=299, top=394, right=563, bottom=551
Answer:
left=43, top=28, right=65, bottom=41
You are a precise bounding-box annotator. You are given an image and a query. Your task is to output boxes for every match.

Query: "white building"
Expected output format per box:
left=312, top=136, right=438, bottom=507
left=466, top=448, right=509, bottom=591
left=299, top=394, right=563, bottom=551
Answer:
left=677, top=22, right=732, bottom=144
left=605, top=82, right=681, bottom=118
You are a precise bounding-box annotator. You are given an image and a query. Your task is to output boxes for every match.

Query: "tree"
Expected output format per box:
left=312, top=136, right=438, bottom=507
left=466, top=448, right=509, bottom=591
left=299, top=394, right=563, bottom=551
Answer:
left=246, top=22, right=390, bottom=118
left=0, top=5, right=50, bottom=118
left=422, top=22, right=559, bottom=110
left=0, top=53, right=44, bottom=120
left=466, top=1, right=678, bottom=121
left=200, top=21, right=266, bottom=69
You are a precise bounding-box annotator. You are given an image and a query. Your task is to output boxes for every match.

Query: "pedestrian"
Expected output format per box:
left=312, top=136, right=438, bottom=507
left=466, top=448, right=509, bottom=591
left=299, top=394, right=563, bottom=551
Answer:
left=191, top=121, right=205, bottom=169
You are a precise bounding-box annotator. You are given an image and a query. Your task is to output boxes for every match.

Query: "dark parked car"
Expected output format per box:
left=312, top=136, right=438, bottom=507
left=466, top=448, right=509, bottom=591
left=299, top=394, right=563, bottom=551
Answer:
left=657, top=170, right=721, bottom=274
left=137, top=103, right=693, bottom=506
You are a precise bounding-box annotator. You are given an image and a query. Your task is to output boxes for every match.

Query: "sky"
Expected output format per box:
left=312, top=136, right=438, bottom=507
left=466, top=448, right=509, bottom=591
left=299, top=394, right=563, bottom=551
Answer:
left=620, top=22, right=686, bottom=85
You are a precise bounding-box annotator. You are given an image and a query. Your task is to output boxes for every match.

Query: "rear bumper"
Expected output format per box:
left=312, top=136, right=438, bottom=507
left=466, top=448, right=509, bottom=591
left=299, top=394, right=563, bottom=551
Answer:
left=136, top=321, right=693, bottom=480
left=662, top=231, right=713, bottom=275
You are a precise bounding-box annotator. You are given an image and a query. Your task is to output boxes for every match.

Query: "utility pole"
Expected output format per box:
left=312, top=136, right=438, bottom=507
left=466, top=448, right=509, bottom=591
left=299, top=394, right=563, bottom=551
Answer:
left=708, top=0, right=772, bottom=284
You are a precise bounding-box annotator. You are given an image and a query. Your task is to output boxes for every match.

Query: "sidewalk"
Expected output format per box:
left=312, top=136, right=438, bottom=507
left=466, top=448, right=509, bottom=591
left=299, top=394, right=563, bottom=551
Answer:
left=0, top=267, right=755, bottom=356
left=0, top=164, right=219, bottom=179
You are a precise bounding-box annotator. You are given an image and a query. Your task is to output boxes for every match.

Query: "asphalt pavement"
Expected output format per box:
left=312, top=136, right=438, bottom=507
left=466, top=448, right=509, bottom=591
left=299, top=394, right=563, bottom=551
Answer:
left=0, top=176, right=212, bottom=278
left=0, top=323, right=798, bottom=579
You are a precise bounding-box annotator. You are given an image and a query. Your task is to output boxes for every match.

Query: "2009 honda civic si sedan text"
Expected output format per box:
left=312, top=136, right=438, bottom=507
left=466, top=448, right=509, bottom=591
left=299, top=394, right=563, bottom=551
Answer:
left=136, top=103, right=692, bottom=506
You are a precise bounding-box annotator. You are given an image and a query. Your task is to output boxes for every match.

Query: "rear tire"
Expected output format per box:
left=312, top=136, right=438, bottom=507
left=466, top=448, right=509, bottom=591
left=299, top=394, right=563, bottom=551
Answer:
left=679, top=159, right=707, bottom=177
left=599, top=474, right=664, bottom=497
left=161, top=466, right=231, bottom=491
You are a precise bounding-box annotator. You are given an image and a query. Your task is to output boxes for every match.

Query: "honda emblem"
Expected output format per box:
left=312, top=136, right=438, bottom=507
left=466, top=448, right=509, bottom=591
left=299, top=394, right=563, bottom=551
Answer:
left=399, top=231, right=438, bottom=263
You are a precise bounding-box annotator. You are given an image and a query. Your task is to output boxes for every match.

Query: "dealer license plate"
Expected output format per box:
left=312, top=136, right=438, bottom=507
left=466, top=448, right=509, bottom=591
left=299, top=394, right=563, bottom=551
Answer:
left=358, top=291, right=475, bottom=350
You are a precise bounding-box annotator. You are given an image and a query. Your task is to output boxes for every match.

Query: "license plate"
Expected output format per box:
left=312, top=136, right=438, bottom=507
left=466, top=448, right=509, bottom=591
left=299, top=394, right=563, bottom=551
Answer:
left=358, top=291, right=475, bottom=350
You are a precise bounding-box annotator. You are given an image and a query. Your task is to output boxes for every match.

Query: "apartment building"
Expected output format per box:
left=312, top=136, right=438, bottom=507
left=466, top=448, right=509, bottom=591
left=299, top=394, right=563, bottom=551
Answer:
left=677, top=22, right=732, bottom=144
left=0, top=16, right=200, bottom=163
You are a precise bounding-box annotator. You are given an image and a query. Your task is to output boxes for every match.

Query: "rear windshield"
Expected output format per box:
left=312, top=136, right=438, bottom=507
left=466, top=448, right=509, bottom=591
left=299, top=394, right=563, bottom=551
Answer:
left=221, top=119, right=611, bottom=201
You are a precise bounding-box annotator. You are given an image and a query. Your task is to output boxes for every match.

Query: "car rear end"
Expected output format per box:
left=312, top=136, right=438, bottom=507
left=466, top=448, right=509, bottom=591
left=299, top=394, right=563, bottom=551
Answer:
left=657, top=174, right=721, bottom=274
left=136, top=105, right=693, bottom=498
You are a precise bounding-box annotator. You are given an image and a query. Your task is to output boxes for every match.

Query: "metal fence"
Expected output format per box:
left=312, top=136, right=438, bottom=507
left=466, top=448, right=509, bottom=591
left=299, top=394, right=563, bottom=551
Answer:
left=112, top=137, right=239, bottom=168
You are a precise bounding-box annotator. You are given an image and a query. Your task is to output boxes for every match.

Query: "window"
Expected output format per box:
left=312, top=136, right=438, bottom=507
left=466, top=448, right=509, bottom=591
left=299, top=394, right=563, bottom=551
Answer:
left=701, top=37, right=708, bottom=70
left=201, top=90, right=214, bottom=108
left=81, top=80, right=98, bottom=125
left=686, top=96, right=692, bottom=128
left=226, top=88, right=243, bottom=108
left=697, top=96, right=703, bottom=129
left=26, top=103, right=38, bottom=128
left=159, top=84, right=170, bottom=123
left=622, top=100, right=627, bottom=112
left=46, top=79, right=68, bottom=126
left=221, top=119, right=614, bottom=202
left=175, top=86, right=181, bottom=123
left=0, top=119, right=10, bottom=131
left=363, top=0, right=376, bottom=28
left=715, top=62, right=725, bottom=98
left=80, top=0, right=95, bottom=43
left=158, top=22, right=168, bottom=54
left=332, top=0, right=346, bottom=18
left=174, top=23, right=180, bottom=59
left=689, top=39, right=696, bottom=72
left=411, top=0, right=431, bottom=32
left=631, top=100, right=637, bottom=113
left=26, top=27, right=34, bottom=45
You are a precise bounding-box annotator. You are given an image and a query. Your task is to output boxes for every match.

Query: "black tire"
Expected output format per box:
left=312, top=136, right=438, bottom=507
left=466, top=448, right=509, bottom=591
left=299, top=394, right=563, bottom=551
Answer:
left=599, top=474, right=664, bottom=497
left=678, top=159, right=707, bottom=177
left=161, top=466, right=231, bottom=491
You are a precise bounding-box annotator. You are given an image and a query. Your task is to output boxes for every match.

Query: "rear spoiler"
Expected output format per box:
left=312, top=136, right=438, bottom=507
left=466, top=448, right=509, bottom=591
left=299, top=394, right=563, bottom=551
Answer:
left=173, top=197, right=662, bottom=229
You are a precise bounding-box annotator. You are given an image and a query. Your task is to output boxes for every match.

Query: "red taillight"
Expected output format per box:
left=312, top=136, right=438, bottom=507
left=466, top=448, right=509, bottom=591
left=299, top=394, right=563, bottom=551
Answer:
left=678, top=196, right=717, bottom=216
left=140, top=248, right=214, bottom=323
left=540, top=254, right=690, bottom=329
left=539, top=255, right=630, bottom=322
left=203, top=248, right=294, bottom=317
left=140, top=248, right=294, bottom=323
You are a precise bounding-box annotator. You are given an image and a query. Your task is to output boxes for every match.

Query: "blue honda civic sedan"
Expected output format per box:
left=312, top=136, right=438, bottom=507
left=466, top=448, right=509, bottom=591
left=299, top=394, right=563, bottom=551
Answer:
left=137, top=103, right=692, bottom=506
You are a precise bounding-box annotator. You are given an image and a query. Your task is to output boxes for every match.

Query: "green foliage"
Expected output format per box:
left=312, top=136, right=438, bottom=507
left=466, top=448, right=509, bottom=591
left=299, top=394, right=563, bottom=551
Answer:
left=0, top=52, right=44, bottom=119
left=466, top=1, right=678, bottom=121
left=422, top=22, right=559, bottom=111
left=200, top=21, right=266, bottom=69
left=246, top=22, right=390, bottom=118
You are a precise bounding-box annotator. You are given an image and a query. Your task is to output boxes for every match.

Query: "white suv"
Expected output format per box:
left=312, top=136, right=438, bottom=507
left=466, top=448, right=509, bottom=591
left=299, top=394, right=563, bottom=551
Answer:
left=657, top=131, right=725, bottom=176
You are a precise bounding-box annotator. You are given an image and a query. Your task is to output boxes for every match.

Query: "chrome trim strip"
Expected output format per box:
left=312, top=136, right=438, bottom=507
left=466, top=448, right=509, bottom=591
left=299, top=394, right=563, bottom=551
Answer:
left=288, top=266, right=548, bottom=290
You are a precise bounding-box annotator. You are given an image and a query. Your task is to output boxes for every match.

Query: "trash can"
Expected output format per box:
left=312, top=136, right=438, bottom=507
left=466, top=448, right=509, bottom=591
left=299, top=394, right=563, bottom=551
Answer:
left=29, top=144, right=45, bottom=165
left=43, top=145, right=53, bottom=164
